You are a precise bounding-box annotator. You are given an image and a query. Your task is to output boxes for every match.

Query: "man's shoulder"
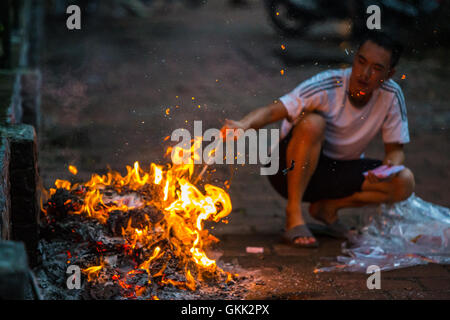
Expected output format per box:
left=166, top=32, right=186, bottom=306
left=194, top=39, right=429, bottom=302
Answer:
left=379, top=79, right=405, bottom=99
left=379, top=79, right=407, bottom=120
left=295, top=68, right=348, bottom=99
left=379, top=79, right=406, bottom=108
left=306, top=67, right=349, bottom=84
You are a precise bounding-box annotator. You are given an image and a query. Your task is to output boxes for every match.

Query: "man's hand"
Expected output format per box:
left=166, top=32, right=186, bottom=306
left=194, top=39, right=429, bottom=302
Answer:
left=220, top=119, right=248, bottom=141
left=220, top=100, right=288, bottom=140
left=222, top=119, right=248, bottom=131
left=366, top=160, right=393, bottom=184
left=366, top=170, right=381, bottom=184
left=365, top=143, right=406, bottom=184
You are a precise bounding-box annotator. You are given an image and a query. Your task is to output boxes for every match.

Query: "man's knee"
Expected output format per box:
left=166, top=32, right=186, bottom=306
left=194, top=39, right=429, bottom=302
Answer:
left=391, top=168, right=415, bottom=202
left=292, top=112, right=326, bottom=142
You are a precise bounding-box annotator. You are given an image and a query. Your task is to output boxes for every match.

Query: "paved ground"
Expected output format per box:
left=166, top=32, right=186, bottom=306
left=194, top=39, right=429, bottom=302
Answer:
left=39, top=1, right=450, bottom=299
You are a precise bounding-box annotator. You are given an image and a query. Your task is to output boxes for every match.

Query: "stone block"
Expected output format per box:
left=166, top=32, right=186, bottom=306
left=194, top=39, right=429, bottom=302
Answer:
left=0, top=241, right=29, bottom=299
left=1, top=124, right=40, bottom=266
left=0, top=137, right=11, bottom=240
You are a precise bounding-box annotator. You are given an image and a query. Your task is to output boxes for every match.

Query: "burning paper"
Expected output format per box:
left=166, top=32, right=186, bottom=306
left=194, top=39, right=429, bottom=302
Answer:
left=38, top=141, right=247, bottom=299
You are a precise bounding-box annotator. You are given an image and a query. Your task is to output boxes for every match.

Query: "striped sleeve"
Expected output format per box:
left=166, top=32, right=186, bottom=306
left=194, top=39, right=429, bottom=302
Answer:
left=279, top=71, right=343, bottom=123
left=381, top=82, right=410, bottom=144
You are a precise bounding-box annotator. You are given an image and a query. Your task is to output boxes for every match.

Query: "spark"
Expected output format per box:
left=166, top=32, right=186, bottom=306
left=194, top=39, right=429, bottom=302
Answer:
left=68, top=165, right=78, bottom=175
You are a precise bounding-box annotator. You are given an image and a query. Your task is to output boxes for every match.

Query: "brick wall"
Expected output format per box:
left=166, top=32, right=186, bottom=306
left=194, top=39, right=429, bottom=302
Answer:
left=0, top=0, right=43, bottom=268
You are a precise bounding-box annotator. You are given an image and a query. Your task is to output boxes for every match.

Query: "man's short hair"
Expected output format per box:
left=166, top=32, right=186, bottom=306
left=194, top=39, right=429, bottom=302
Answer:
left=358, top=30, right=403, bottom=69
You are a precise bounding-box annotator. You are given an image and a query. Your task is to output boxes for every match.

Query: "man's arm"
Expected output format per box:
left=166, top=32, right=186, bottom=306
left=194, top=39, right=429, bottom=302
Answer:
left=383, top=143, right=405, bottom=165
left=222, top=100, right=288, bottom=132
left=366, top=143, right=405, bottom=184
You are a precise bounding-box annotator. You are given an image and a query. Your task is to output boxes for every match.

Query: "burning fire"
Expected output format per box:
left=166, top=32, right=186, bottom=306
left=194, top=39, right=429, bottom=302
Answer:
left=43, top=140, right=236, bottom=297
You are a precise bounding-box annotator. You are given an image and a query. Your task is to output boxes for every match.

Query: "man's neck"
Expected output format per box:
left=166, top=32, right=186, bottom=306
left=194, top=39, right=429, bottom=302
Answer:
left=348, top=91, right=372, bottom=108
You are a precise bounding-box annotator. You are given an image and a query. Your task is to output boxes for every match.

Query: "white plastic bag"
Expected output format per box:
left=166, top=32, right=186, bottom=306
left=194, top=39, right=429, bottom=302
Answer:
left=316, top=194, right=450, bottom=272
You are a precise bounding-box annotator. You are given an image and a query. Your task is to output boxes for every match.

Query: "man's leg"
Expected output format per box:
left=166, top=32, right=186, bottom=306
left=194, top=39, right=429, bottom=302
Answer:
left=285, top=113, right=326, bottom=245
left=309, top=168, right=415, bottom=224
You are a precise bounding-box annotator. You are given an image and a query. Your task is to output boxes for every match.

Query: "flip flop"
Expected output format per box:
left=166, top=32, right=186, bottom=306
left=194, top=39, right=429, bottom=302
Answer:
left=282, top=225, right=319, bottom=248
left=307, top=221, right=350, bottom=240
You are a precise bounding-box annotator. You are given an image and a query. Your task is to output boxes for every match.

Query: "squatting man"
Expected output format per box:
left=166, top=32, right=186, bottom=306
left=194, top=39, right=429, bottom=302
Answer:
left=221, top=30, right=415, bottom=247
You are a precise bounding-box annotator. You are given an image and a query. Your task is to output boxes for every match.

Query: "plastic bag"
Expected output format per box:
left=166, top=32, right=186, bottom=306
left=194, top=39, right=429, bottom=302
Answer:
left=315, top=194, right=450, bottom=273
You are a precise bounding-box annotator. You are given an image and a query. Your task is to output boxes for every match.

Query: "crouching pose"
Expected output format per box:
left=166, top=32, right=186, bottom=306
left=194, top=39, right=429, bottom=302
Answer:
left=221, top=31, right=415, bottom=247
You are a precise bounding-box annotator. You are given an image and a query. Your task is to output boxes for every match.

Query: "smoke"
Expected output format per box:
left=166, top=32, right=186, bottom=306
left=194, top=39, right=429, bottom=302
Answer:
left=42, top=71, right=89, bottom=125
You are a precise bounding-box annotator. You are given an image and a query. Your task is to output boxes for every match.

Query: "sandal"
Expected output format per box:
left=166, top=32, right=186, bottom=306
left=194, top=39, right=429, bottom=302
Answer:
left=282, top=225, right=319, bottom=248
left=307, top=220, right=350, bottom=239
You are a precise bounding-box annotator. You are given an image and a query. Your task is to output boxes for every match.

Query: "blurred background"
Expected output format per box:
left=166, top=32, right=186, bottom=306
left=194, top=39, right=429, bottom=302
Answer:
left=1, top=0, right=450, bottom=300
left=1, top=0, right=449, bottom=238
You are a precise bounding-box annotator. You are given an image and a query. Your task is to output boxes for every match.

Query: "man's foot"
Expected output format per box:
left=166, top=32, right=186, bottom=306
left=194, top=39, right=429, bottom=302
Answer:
left=309, top=200, right=338, bottom=225
left=283, top=224, right=318, bottom=248
left=286, top=206, right=317, bottom=245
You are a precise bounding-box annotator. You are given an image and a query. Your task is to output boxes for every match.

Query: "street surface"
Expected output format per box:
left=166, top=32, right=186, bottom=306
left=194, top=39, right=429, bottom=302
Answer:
left=39, top=1, right=450, bottom=299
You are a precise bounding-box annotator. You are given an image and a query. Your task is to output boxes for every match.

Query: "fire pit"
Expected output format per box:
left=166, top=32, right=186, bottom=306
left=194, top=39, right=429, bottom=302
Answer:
left=35, top=144, right=251, bottom=299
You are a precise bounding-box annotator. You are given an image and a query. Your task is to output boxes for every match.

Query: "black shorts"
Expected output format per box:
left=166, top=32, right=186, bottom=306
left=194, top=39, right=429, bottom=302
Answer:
left=267, top=132, right=382, bottom=203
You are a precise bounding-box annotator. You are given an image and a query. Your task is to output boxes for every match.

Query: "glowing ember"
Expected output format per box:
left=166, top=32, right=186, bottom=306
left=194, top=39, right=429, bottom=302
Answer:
left=43, top=139, right=236, bottom=298
left=69, top=165, right=78, bottom=175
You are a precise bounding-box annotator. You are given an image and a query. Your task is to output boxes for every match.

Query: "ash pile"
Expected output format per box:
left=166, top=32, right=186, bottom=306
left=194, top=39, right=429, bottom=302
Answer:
left=34, top=187, right=251, bottom=300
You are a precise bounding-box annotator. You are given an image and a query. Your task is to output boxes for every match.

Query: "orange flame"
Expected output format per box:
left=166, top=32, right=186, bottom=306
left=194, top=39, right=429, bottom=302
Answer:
left=47, top=138, right=234, bottom=294
left=83, top=265, right=103, bottom=282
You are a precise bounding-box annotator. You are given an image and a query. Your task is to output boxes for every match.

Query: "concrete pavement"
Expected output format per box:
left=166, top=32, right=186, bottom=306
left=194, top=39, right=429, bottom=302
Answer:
left=39, top=0, right=450, bottom=299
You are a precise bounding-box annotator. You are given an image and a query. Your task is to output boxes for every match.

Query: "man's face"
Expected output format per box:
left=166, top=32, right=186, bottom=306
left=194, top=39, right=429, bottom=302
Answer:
left=349, top=40, right=395, bottom=101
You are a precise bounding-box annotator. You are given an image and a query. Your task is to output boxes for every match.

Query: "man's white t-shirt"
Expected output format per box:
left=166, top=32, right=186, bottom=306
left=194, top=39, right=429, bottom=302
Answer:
left=279, top=67, right=410, bottom=160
